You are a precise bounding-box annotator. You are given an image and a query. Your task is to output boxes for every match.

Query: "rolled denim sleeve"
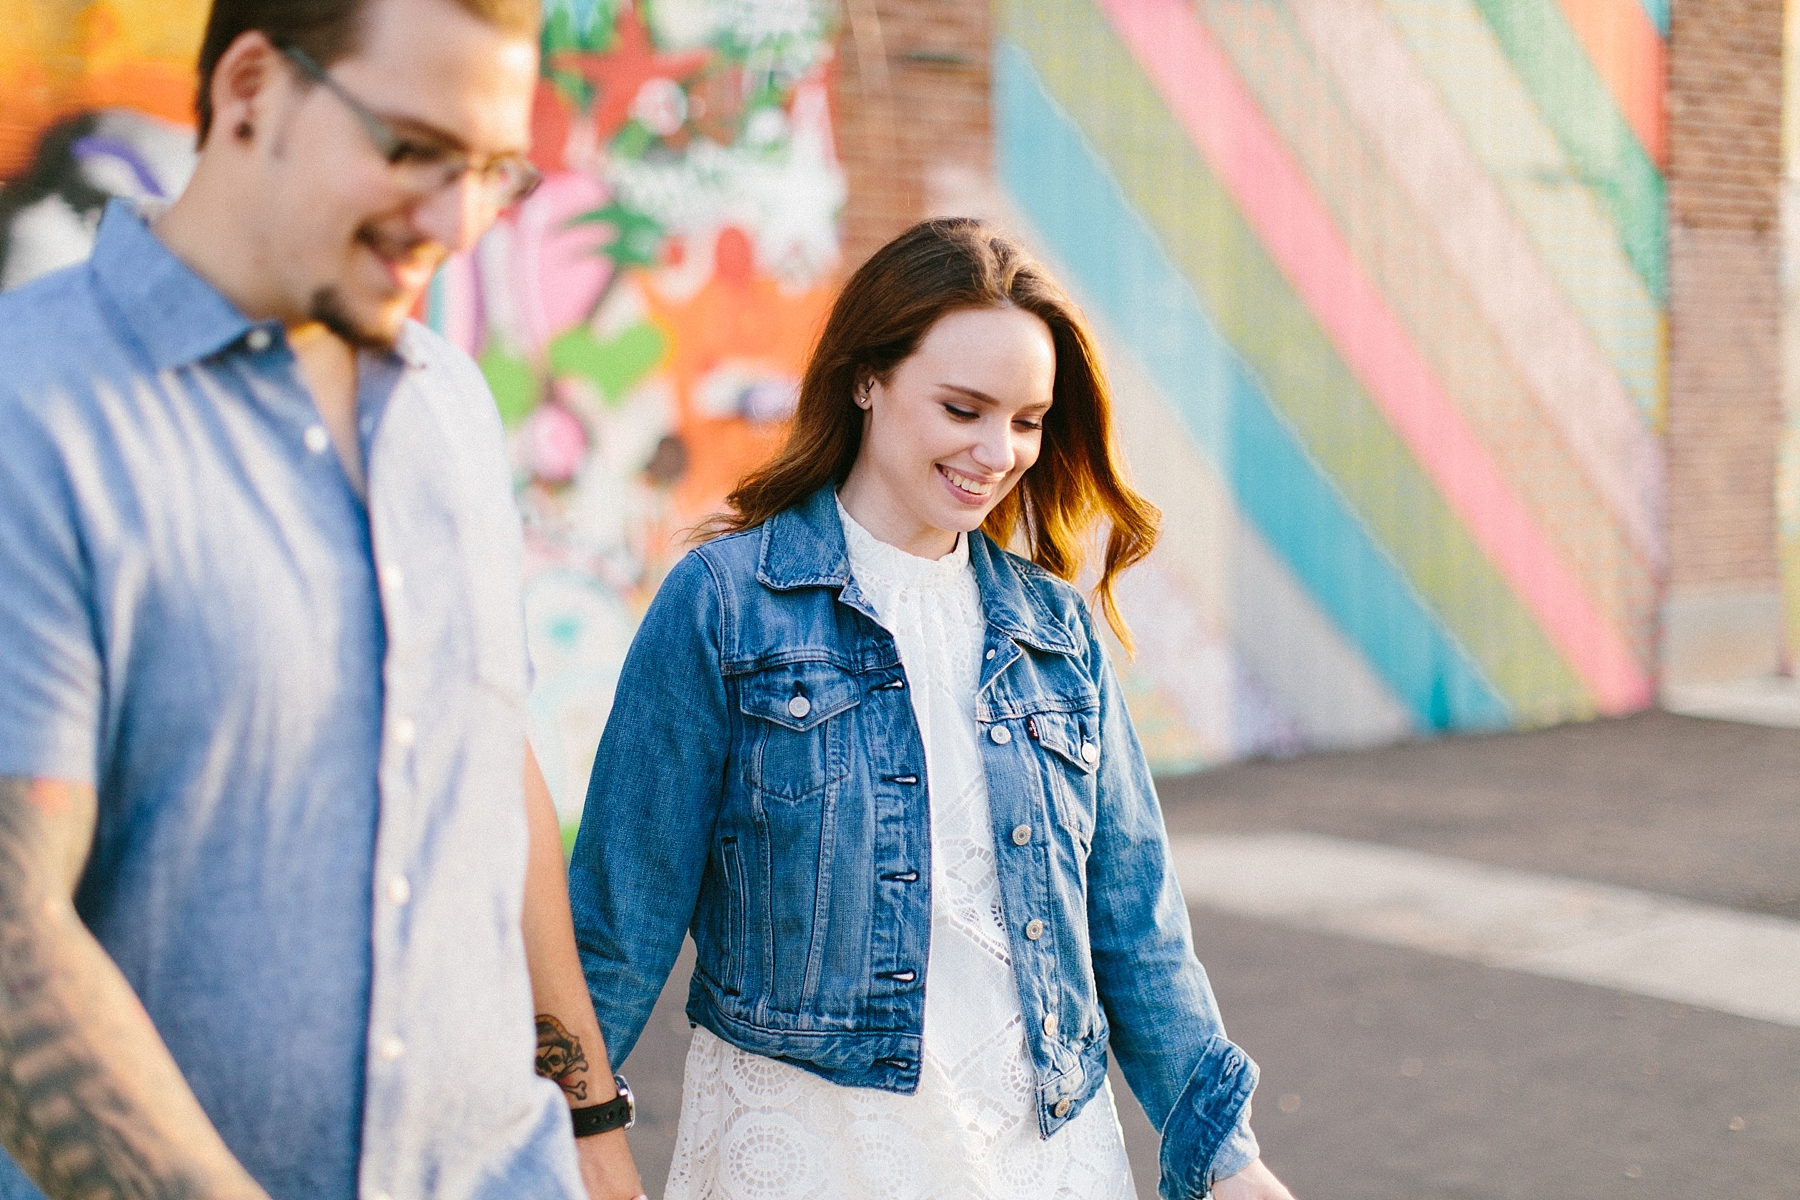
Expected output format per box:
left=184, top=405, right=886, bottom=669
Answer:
left=568, top=549, right=730, bottom=1066
left=1077, top=605, right=1259, bottom=1199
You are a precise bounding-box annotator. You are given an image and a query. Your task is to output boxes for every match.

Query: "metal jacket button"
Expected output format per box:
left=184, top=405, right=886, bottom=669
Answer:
left=246, top=327, right=272, bottom=352
left=1043, top=1012, right=1059, bottom=1037
left=1081, top=741, right=1099, bottom=765
left=1053, top=1097, right=1072, bottom=1118
left=985, top=648, right=996, bottom=660
left=1011, top=824, right=1032, bottom=846
left=788, top=695, right=811, bottom=718
left=989, top=725, right=1011, bottom=745
left=1025, top=918, right=1045, bottom=940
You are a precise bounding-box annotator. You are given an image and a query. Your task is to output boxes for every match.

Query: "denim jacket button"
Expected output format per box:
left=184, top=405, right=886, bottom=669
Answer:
left=1043, top=1012, right=1059, bottom=1037
left=1011, top=824, right=1032, bottom=846
left=1081, top=741, right=1099, bottom=765
left=1025, top=918, right=1045, bottom=940
left=787, top=695, right=811, bottom=719
left=989, top=724, right=1012, bottom=745
left=1052, top=1097, right=1071, bottom=1118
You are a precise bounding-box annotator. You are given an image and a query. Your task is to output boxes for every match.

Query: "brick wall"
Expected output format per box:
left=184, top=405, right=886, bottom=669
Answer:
left=1664, top=0, right=1787, bottom=685
left=831, top=0, right=993, bottom=271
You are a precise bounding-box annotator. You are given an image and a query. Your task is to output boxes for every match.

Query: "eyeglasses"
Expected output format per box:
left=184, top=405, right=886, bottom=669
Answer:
left=279, top=44, right=542, bottom=210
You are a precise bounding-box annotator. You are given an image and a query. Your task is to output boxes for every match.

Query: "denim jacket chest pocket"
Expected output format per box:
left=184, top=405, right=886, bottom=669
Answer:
left=1029, top=708, right=1101, bottom=853
left=737, top=660, right=862, bottom=802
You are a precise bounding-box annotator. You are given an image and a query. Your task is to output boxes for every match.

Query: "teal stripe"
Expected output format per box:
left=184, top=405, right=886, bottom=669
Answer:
left=996, top=41, right=1510, bottom=733
left=1637, top=0, right=1668, bottom=38
left=1474, top=0, right=1667, bottom=301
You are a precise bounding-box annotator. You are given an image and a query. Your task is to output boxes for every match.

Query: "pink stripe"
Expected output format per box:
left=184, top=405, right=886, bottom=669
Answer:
left=1096, top=0, right=1651, bottom=713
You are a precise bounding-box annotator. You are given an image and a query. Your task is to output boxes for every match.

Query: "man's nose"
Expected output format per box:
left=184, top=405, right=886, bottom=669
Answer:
left=412, top=172, right=499, bottom=254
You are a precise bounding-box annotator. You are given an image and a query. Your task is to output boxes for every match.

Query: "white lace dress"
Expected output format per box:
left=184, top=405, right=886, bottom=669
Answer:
left=662, top=502, right=1135, bottom=1200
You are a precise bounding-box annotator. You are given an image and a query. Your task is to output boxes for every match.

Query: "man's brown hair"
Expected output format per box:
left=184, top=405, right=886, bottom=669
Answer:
left=194, top=0, right=540, bottom=142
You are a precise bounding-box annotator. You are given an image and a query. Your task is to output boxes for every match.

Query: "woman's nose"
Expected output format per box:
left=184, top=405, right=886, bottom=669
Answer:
left=970, top=422, right=1015, bottom=474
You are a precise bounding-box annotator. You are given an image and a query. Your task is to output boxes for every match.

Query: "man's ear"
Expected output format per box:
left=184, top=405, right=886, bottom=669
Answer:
left=203, top=30, right=284, bottom=151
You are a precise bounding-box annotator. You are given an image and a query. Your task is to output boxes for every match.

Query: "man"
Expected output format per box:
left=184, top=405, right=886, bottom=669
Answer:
left=0, top=0, right=644, bottom=1197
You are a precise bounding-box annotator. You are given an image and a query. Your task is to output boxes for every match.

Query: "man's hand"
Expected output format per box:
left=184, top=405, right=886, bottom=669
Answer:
left=575, top=1129, right=645, bottom=1200
left=518, top=746, right=646, bottom=1200
left=1213, top=1156, right=1296, bottom=1200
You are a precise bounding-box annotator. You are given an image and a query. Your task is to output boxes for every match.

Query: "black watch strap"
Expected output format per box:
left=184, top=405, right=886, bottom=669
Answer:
left=570, top=1074, right=634, bottom=1137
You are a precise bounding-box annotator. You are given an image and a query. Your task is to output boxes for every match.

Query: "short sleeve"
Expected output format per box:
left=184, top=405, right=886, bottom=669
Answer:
left=0, top=390, right=102, bottom=783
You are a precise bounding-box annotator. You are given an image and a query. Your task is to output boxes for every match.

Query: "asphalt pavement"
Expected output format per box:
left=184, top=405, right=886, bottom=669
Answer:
left=613, top=711, right=1800, bottom=1198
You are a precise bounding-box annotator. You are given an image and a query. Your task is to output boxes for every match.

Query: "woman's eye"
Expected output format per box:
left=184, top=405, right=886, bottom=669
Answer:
left=944, top=404, right=979, bottom=421
left=1015, top=418, right=1044, bottom=431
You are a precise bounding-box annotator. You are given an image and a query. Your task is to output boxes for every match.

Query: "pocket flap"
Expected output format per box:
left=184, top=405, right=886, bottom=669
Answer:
left=738, top=661, right=862, bottom=731
left=1030, top=710, right=1101, bottom=774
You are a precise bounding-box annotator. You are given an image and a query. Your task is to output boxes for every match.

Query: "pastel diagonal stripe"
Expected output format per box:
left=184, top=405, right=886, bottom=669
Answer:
left=1380, top=0, right=1664, bottom=422
left=1286, top=0, right=1664, bottom=572
left=1004, top=0, right=1584, bottom=724
left=1199, top=0, right=1655, bottom=677
left=994, top=39, right=1512, bottom=733
left=1095, top=0, right=1653, bottom=713
left=1553, top=0, right=1667, bottom=167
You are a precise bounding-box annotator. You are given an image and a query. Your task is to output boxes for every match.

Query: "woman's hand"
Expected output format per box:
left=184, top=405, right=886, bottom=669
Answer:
left=1212, top=1156, right=1296, bottom=1200
left=575, top=1129, right=646, bottom=1200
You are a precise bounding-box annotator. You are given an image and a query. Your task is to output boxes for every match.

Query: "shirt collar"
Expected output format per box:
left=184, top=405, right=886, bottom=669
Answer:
left=757, top=484, right=1083, bottom=657
left=89, top=200, right=256, bottom=372
left=88, top=199, right=426, bottom=373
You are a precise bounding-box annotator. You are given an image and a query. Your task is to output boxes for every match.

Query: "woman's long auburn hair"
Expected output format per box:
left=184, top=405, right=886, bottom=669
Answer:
left=705, top=217, right=1161, bottom=653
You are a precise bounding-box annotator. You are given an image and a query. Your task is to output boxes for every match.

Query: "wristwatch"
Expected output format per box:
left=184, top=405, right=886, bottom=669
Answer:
left=570, top=1073, right=634, bottom=1137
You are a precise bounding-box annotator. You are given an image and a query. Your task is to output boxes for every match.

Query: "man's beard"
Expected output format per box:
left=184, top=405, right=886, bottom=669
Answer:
left=309, top=285, right=405, bottom=353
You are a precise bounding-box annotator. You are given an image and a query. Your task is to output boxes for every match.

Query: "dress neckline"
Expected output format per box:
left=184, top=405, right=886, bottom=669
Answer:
left=836, top=494, right=971, bottom=591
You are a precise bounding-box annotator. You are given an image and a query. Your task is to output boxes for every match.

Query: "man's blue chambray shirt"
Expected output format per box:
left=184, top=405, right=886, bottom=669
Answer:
left=0, top=203, right=582, bottom=1200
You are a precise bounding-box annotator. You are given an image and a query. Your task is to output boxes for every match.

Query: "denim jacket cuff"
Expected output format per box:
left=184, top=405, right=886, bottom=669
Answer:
left=1156, top=1035, right=1259, bottom=1200
left=1207, top=1108, right=1260, bottom=1191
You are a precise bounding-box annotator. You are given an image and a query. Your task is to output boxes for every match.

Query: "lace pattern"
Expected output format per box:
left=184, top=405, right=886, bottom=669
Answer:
left=662, top=501, right=1134, bottom=1200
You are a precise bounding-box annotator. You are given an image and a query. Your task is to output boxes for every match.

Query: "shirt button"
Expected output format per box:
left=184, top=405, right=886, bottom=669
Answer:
left=1053, top=1097, right=1072, bottom=1118
left=246, top=327, right=272, bottom=352
left=1082, top=741, right=1099, bottom=765
left=1025, top=918, right=1045, bottom=940
left=370, top=1192, right=394, bottom=1200
left=386, top=875, right=411, bottom=905
left=989, top=725, right=1012, bottom=745
left=304, top=425, right=331, bottom=454
left=378, top=1035, right=406, bottom=1062
left=392, top=717, right=417, bottom=748
left=787, top=695, right=811, bottom=719
left=985, top=648, right=996, bottom=660
left=382, top=564, right=405, bottom=595
left=1011, top=824, right=1032, bottom=846
left=1043, top=1012, right=1060, bottom=1037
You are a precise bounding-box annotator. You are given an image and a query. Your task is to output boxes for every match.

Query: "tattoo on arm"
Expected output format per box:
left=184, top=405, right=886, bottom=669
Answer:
left=534, top=1014, right=590, bottom=1102
left=0, top=776, right=244, bottom=1200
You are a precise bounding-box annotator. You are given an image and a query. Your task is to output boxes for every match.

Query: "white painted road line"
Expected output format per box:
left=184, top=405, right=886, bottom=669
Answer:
left=1169, top=832, right=1800, bottom=1028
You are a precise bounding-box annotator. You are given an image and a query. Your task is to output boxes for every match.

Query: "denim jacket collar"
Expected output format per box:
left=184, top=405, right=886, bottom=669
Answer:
left=757, top=485, right=1084, bottom=658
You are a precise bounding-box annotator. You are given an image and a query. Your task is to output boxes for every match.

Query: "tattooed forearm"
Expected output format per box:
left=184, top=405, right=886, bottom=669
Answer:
left=534, top=1014, right=591, bottom=1101
left=0, top=777, right=267, bottom=1200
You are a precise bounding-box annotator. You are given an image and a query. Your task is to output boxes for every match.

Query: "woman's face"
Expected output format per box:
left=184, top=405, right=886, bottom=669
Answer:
left=839, top=306, right=1057, bottom=558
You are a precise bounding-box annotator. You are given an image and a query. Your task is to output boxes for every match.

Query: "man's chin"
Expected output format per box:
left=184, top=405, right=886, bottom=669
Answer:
left=309, top=285, right=413, bottom=352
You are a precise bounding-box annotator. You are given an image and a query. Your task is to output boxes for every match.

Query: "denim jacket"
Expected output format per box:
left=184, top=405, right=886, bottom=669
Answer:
left=569, top=486, right=1259, bottom=1198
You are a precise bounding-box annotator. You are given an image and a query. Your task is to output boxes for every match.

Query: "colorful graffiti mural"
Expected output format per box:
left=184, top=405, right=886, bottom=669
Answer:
left=3, top=0, right=1680, bottom=790
left=429, top=0, right=845, bottom=813
left=990, top=0, right=1668, bottom=770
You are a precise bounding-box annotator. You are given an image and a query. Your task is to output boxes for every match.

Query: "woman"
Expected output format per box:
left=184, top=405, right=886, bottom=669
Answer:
left=568, top=219, right=1294, bottom=1200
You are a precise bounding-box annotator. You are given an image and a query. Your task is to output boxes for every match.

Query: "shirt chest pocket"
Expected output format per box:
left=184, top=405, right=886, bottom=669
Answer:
left=1030, top=709, right=1101, bottom=850
left=738, top=661, right=862, bottom=802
